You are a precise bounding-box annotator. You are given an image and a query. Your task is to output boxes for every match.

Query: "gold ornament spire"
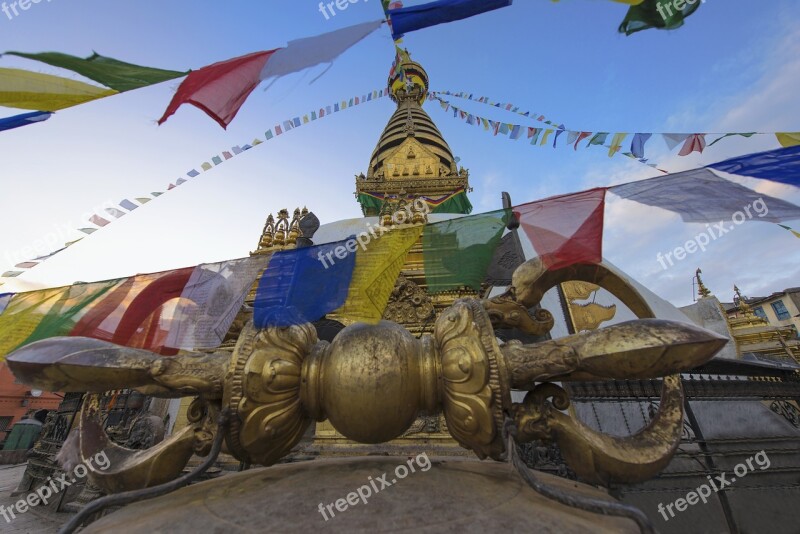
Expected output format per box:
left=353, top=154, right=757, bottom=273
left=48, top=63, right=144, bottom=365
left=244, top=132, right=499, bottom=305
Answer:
left=734, top=284, right=753, bottom=316
left=695, top=268, right=711, bottom=298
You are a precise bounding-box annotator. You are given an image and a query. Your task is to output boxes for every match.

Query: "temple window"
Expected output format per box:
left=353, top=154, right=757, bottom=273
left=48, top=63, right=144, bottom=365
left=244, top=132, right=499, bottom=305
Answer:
left=771, top=300, right=790, bottom=321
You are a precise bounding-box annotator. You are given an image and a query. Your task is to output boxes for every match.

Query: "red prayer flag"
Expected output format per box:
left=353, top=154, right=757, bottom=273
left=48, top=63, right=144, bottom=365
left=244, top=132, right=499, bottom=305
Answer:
left=574, top=131, right=592, bottom=150
left=514, top=188, right=607, bottom=270
left=89, top=214, right=110, bottom=227
left=158, top=50, right=278, bottom=129
left=679, top=134, right=707, bottom=156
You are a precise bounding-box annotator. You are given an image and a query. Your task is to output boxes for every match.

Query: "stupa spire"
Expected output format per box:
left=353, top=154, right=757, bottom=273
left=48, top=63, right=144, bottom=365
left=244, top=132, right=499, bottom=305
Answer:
left=355, top=52, right=471, bottom=216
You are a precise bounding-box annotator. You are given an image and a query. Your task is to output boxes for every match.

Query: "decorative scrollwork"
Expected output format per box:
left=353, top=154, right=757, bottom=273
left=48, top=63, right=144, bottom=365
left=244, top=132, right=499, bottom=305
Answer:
left=223, top=321, right=316, bottom=465
left=383, top=275, right=436, bottom=324
left=770, top=400, right=800, bottom=428
left=481, top=291, right=555, bottom=336
left=435, top=299, right=510, bottom=460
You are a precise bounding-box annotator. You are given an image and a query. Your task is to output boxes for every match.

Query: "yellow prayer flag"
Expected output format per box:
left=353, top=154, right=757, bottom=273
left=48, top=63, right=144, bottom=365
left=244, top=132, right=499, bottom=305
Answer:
left=336, top=225, right=422, bottom=323
left=609, top=133, right=628, bottom=157
left=0, top=68, right=118, bottom=111
left=0, top=288, right=66, bottom=359
left=776, top=132, right=800, bottom=147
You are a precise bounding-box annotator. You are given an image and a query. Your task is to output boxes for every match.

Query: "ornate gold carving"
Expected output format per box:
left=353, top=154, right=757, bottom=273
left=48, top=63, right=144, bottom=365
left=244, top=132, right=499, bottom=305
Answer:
left=502, top=340, right=578, bottom=387
left=481, top=292, right=555, bottom=336
left=695, top=268, right=711, bottom=298
left=223, top=321, right=316, bottom=466
left=562, top=281, right=617, bottom=331
left=252, top=207, right=315, bottom=254
left=382, top=274, right=436, bottom=324
left=568, top=301, right=617, bottom=332
left=513, top=375, right=685, bottom=486
left=384, top=139, right=440, bottom=182
left=435, top=299, right=510, bottom=460
left=562, top=281, right=600, bottom=301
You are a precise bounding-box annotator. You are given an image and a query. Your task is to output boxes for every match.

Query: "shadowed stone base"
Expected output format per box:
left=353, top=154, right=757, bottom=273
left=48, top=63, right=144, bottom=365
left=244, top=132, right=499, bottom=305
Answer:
left=83, top=457, right=639, bottom=533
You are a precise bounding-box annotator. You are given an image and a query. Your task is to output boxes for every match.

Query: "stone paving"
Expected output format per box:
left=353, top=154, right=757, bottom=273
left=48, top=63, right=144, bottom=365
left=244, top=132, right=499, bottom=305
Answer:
left=0, top=464, right=71, bottom=534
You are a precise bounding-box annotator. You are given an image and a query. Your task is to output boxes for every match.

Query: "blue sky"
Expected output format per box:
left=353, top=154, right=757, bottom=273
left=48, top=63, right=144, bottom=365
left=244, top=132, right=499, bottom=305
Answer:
left=1, top=0, right=799, bottom=306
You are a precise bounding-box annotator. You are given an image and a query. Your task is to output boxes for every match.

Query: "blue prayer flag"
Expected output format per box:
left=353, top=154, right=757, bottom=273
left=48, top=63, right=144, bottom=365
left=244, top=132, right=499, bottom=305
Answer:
left=254, top=237, right=357, bottom=327
left=388, top=0, right=512, bottom=39
left=119, top=199, right=138, bottom=211
left=0, top=111, right=53, bottom=133
left=708, top=145, right=800, bottom=187
left=630, top=133, right=652, bottom=159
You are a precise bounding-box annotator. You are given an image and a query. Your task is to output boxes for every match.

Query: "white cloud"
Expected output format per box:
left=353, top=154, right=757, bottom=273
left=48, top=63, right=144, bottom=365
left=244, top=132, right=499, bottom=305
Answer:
left=591, top=18, right=800, bottom=307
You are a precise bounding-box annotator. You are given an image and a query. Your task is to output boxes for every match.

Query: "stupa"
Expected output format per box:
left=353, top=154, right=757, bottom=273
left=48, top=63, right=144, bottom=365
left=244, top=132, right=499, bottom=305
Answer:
left=4, top=56, right=755, bottom=533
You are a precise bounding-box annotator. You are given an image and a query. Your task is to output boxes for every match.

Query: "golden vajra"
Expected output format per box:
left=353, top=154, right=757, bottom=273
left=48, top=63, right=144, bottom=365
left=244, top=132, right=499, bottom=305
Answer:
left=7, top=258, right=726, bottom=494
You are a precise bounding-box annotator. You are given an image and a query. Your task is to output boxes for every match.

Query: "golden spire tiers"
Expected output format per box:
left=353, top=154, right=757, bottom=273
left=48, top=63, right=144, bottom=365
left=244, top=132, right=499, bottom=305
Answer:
left=356, top=52, right=472, bottom=216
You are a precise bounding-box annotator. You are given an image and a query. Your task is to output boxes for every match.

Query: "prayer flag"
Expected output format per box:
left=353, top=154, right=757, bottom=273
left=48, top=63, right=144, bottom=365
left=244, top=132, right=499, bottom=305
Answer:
left=630, top=133, right=652, bottom=158
left=610, top=168, right=800, bottom=223
left=619, top=0, right=702, bottom=35
left=5, top=51, right=187, bottom=92
left=423, top=210, right=509, bottom=293
left=708, top=145, right=800, bottom=187
left=679, top=134, right=706, bottom=156
left=778, top=225, right=800, bottom=239
left=89, top=215, right=110, bottom=227
left=158, top=50, right=278, bottom=129
left=254, top=239, right=356, bottom=327
left=388, top=0, right=512, bottom=39
left=515, top=189, right=606, bottom=270
left=776, top=132, right=800, bottom=148
left=259, top=20, right=384, bottom=80
left=609, top=133, right=628, bottom=156
left=0, top=111, right=52, bottom=133
left=105, top=207, right=126, bottom=219
left=336, top=226, right=421, bottom=322
left=119, top=199, right=138, bottom=211
left=0, top=68, right=117, bottom=111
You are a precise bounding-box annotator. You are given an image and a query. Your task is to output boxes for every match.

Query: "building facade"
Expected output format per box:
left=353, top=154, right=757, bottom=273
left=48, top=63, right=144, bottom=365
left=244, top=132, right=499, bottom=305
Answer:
left=0, top=361, right=61, bottom=447
left=726, top=287, right=800, bottom=337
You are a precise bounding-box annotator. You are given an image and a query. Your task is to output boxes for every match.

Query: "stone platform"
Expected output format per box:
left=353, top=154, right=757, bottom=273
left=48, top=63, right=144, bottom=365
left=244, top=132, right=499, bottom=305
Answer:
left=84, top=456, right=639, bottom=533
left=0, top=464, right=70, bottom=534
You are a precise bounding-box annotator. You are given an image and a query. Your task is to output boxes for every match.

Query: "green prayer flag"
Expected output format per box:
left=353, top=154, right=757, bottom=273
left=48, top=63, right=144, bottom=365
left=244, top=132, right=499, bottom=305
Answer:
left=430, top=191, right=473, bottom=215
left=423, top=209, right=509, bottom=294
left=5, top=51, right=187, bottom=92
left=18, top=279, right=123, bottom=348
left=618, top=0, right=702, bottom=36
